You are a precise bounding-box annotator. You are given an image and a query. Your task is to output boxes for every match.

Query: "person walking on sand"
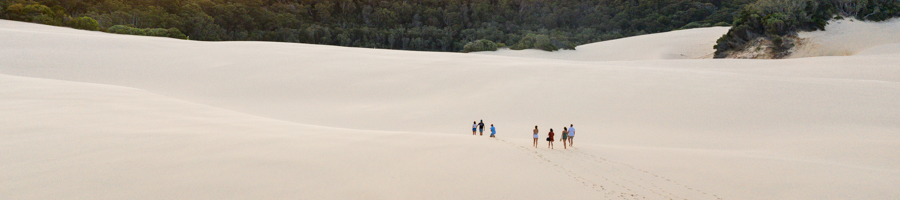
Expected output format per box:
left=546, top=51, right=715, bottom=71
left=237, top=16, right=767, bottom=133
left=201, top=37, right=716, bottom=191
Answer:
left=478, top=120, right=485, bottom=136
left=490, top=124, right=496, bottom=137
left=533, top=126, right=539, bottom=148
left=568, top=124, right=575, bottom=147
left=547, top=128, right=555, bottom=149
left=561, top=127, right=568, bottom=149
left=472, top=121, right=477, bottom=135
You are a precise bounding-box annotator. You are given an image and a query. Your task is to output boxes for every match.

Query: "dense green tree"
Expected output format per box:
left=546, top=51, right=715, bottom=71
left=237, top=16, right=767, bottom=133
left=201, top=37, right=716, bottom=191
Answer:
left=1, top=0, right=775, bottom=52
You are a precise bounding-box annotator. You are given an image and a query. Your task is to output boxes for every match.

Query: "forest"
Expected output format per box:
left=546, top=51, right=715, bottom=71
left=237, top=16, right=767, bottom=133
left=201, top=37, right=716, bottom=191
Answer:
left=0, top=0, right=754, bottom=52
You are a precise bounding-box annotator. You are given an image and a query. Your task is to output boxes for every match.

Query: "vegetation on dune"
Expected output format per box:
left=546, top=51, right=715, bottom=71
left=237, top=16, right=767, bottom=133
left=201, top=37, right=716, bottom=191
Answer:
left=462, top=39, right=501, bottom=53
left=1, top=0, right=754, bottom=52
left=714, top=0, right=900, bottom=58
left=65, top=16, right=99, bottom=30
left=107, top=25, right=188, bottom=39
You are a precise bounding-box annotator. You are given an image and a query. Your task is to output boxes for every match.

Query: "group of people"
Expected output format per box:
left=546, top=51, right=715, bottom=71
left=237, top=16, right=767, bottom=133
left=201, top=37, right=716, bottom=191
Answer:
left=533, top=124, right=574, bottom=149
left=471, top=120, right=575, bottom=149
left=472, top=120, right=496, bottom=137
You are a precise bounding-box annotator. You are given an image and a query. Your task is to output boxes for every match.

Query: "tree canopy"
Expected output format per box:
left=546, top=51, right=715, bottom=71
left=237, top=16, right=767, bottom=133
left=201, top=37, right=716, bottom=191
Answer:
left=1, top=0, right=754, bottom=52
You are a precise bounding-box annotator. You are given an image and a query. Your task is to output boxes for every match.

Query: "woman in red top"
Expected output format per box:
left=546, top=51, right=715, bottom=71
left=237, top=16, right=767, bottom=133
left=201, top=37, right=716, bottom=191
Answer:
left=547, top=129, right=555, bottom=149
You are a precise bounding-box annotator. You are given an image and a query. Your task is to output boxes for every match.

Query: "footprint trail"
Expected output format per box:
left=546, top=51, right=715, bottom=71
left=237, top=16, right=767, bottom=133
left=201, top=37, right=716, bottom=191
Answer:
left=493, top=138, right=723, bottom=200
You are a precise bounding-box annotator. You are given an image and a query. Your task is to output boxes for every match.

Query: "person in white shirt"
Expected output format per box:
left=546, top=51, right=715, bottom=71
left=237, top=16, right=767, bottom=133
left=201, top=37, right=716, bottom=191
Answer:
left=533, top=126, right=539, bottom=148
left=472, top=121, right=477, bottom=135
left=568, top=124, right=575, bottom=147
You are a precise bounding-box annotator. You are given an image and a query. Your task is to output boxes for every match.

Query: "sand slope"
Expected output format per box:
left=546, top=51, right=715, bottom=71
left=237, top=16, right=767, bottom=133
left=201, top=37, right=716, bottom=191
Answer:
left=1, top=20, right=899, bottom=199
left=0, top=74, right=610, bottom=199
left=475, top=27, right=730, bottom=61
left=790, top=18, right=900, bottom=58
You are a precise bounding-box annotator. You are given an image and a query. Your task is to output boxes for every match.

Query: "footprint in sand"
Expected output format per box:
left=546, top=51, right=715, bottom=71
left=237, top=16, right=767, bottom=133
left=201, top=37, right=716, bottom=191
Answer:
left=498, top=138, right=721, bottom=200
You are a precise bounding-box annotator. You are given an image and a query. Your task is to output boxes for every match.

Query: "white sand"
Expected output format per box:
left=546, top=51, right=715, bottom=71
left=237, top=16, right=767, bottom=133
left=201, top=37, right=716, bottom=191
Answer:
left=475, top=27, right=730, bottom=61
left=1, top=20, right=899, bottom=199
left=790, top=18, right=900, bottom=58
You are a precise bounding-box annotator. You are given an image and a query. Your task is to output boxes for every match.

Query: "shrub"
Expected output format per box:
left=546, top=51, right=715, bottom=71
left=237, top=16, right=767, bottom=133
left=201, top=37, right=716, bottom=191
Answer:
left=764, top=13, right=789, bottom=35
left=66, top=16, right=99, bottom=31
left=167, top=28, right=188, bottom=39
left=32, top=14, right=61, bottom=26
left=714, top=22, right=731, bottom=26
left=533, top=34, right=558, bottom=51
left=680, top=22, right=711, bottom=29
left=510, top=34, right=537, bottom=50
left=5, top=3, right=50, bottom=21
left=510, top=33, right=573, bottom=52
left=150, top=28, right=188, bottom=39
left=462, top=39, right=499, bottom=53
left=106, top=25, right=187, bottom=39
left=107, top=25, right=144, bottom=35
left=772, top=36, right=784, bottom=49
left=5, top=3, right=66, bottom=26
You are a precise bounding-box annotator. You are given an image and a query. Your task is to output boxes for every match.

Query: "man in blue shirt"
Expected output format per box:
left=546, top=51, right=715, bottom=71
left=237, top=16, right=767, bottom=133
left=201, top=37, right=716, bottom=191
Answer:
left=490, top=124, right=496, bottom=137
left=568, top=124, right=575, bottom=147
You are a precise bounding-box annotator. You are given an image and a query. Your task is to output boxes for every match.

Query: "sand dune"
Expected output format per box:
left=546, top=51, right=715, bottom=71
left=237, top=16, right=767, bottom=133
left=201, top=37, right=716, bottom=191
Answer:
left=1, top=19, right=899, bottom=199
left=790, top=18, right=900, bottom=58
left=475, top=27, right=730, bottom=61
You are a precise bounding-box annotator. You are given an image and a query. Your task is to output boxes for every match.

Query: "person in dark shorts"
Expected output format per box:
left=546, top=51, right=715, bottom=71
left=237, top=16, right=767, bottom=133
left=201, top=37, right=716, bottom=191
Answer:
left=478, top=120, right=485, bottom=136
left=547, top=128, right=555, bottom=149
left=561, top=127, right=568, bottom=149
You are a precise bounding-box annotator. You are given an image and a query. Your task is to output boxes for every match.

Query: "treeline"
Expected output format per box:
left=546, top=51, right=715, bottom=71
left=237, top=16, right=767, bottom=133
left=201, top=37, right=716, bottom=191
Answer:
left=714, top=0, right=900, bottom=58
left=1, top=0, right=754, bottom=52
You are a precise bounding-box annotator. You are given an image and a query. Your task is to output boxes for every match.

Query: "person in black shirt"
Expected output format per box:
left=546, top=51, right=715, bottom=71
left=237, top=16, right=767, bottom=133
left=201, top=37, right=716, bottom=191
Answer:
left=478, top=120, right=485, bottom=136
